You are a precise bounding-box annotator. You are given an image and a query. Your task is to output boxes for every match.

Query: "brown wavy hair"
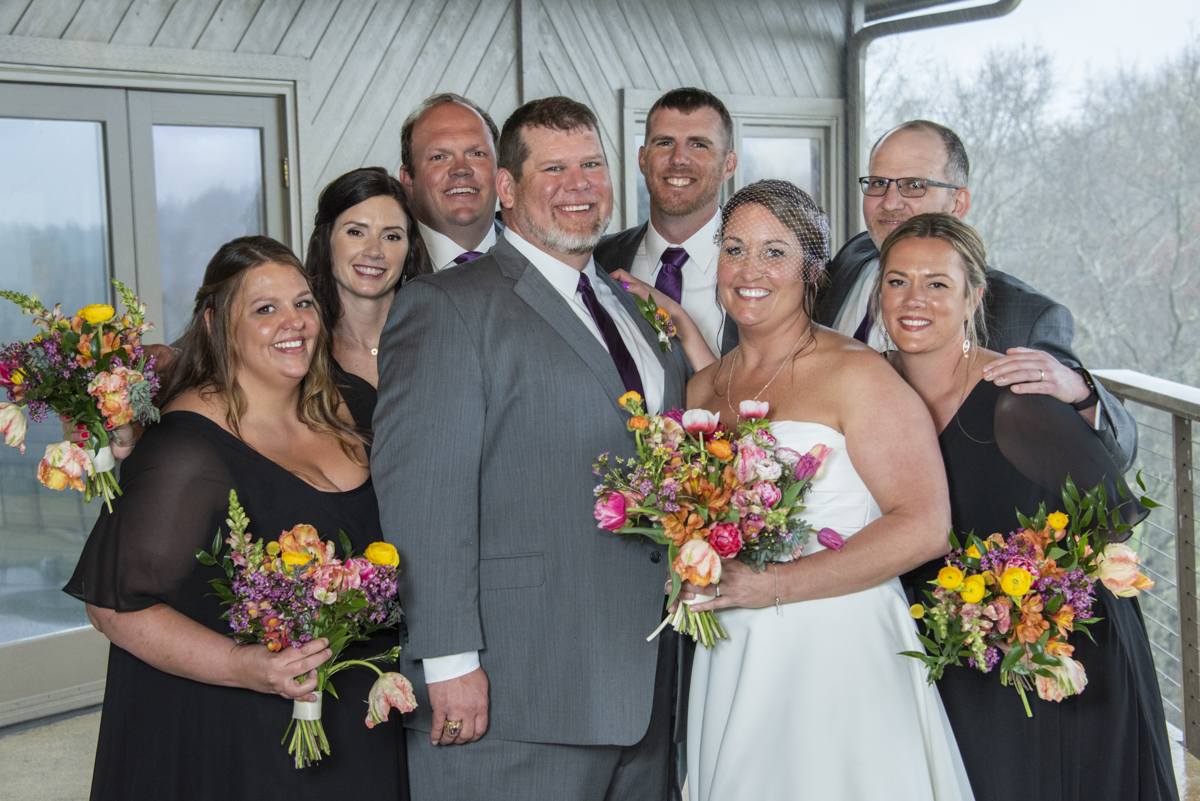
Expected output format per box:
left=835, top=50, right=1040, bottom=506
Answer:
left=156, top=235, right=368, bottom=465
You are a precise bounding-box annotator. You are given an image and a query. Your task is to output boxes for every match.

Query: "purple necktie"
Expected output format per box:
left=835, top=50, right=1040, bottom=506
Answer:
left=852, top=307, right=873, bottom=344
left=577, top=273, right=645, bottom=398
left=453, top=250, right=483, bottom=266
left=654, top=247, right=688, bottom=304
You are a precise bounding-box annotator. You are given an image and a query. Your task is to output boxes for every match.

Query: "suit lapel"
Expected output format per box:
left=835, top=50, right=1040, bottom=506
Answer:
left=494, top=240, right=630, bottom=417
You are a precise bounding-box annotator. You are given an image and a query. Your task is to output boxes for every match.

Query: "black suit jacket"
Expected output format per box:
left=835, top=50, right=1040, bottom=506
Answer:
left=595, top=223, right=740, bottom=355
left=816, top=232, right=1137, bottom=471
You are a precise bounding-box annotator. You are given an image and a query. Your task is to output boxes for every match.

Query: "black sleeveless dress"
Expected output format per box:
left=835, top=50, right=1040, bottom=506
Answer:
left=63, top=408, right=406, bottom=800
left=903, top=381, right=1177, bottom=801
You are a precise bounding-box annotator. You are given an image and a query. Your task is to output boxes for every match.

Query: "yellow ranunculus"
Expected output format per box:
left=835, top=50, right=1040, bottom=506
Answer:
left=365, top=541, right=400, bottom=567
left=1047, top=512, right=1069, bottom=531
left=910, top=604, right=925, bottom=619
left=618, top=391, right=643, bottom=408
left=937, top=566, right=964, bottom=590
left=281, top=551, right=311, bottom=567
left=79, top=304, right=115, bottom=325
left=960, top=574, right=986, bottom=604
left=966, top=544, right=982, bottom=559
left=1000, top=567, right=1033, bottom=597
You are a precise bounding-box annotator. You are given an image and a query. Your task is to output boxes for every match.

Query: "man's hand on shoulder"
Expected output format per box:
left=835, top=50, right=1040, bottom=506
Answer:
left=983, top=347, right=1098, bottom=425
left=427, top=666, right=489, bottom=746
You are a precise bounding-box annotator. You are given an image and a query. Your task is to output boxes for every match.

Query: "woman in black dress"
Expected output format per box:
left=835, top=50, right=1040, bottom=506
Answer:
left=306, top=167, right=428, bottom=425
left=875, top=212, right=1176, bottom=801
left=64, top=236, right=408, bottom=799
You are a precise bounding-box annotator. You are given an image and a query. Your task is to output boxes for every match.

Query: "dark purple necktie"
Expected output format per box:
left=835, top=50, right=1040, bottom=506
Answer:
left=577, top=273, right=645, bottom=398
left=852, top=306, right=873, bottom=344
left=453, top=250, right=483, bottom=266
left=654, top=247, right=688, bottom=304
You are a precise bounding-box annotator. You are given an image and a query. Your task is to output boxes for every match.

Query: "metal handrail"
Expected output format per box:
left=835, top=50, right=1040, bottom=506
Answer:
left=1094, top=369, right=1199, bottom=757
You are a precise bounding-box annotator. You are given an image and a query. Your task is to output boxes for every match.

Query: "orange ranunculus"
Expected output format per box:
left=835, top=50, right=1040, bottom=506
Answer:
left=628, top=416, right=649, bottom=431
left=706, top=439, right=733, bottom=460
left=1049, top=604, right=1075, bottom=638
left=1014, top=594, right=1049, bottom=645
left=663, top=511, right=707, bottom=547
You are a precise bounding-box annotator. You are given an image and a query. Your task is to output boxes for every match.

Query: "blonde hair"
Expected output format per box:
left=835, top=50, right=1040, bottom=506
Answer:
left=872, top=212, right=988, bottom=349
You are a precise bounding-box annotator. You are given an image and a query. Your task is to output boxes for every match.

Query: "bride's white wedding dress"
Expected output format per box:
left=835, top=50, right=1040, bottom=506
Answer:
left=687, top=421, right=975, bottom=801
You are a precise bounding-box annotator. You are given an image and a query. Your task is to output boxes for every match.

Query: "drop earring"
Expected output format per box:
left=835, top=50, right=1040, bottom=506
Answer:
left=963, top=338, right=971, bottom=358
left=882, top=326, right=892, bottom=353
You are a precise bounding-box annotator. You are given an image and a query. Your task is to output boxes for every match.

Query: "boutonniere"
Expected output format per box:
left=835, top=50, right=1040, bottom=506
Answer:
left=633, top=295, right=677, bottom=353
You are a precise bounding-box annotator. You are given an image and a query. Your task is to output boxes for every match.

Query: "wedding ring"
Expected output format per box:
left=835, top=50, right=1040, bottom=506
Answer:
left=716, top=586, right=721, bottom=598
left=443, top=719, right=463, bottom=737
left=1038, top=369, right=1045, bottom=382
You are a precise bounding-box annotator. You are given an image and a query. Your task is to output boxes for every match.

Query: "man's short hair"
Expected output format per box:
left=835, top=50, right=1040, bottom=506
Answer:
left=400, top=93, right=500, bottom=174
left=870, top=120, right=970, bottom=188
left=646, top=87, right=733, bottom=151
left=497, top=96, right=602, bottom=181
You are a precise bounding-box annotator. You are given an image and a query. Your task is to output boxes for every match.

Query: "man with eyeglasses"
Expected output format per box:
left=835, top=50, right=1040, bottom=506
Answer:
left=816, top=119, right=1136, bottom=471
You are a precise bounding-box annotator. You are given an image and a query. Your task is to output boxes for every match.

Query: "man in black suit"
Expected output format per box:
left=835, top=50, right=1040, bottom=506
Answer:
left=595, top=88, right=738, bottom=356
left=399, top=93, right=504, bottom=271
left=817, top=120, right=1136, bottom=470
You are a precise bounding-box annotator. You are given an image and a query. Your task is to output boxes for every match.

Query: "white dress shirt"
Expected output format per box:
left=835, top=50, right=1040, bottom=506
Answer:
left=422, top=228, right=666, bottom=684
left=418, top=220, right=498, bottom=272
left=832, top=256, right=887, bottom=352
left=629, top=210, right=726, bottom=355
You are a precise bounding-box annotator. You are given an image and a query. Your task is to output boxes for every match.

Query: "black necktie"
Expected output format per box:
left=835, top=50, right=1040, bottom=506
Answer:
left=577, top=273, right=645, bottom=398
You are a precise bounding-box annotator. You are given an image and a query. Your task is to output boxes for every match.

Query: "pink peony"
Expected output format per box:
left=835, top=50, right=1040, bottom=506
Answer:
left=730, top=488, right=763, bottom=516
left=594, top=492, right=628, bottom=532
left=0, top=402, right=28, bottom=454
left=365, top=672, right=418, bottom=728
left=817, top=527, right=846, bottom=552
left=709, top=523, right=744, bottom=558
left=752, top=481, right=782, bottom=509
left=734, top=443, right=780, bottom=483
left=983, top=600, right=1012, bottom=635
left=1094, top=543, right=1155, bottom=597
left=313, top=563, right=348, bottom=604
left=794, top=444, right=833, bottom=483
left=774, top=447, right=801, bottom=469
left=739, top=400, right=769, bottom=419
left=1004, top=555, right=1040, bottom=579
left=682, top=408, right=720, bottom=436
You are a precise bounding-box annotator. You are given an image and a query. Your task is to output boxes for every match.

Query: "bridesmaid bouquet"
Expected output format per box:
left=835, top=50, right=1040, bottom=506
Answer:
left=196, top=491, right=417, bottom=768
left=593, top=392, right=837, bottom=647
left=0, top=281, right=159, bottom=510
left=904, top=477, right=1156, bottom=717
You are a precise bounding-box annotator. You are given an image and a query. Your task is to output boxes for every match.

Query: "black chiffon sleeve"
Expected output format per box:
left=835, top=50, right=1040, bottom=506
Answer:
left=992, top=389, right=1148, bottom=538
left=63, top=414, right=235, bottom=613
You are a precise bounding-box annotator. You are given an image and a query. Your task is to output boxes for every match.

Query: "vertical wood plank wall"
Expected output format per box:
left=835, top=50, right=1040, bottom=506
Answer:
left=0, top=0, right=845, bottom=236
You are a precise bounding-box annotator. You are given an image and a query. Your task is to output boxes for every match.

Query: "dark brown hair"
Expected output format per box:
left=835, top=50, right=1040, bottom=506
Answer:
left=305, top=167, right=427, bottom=335
left=497, top=96, right=602, bottom=181
left=157, top=235, right=368, bottom=463
left=646, top=87, right=733, bottom=151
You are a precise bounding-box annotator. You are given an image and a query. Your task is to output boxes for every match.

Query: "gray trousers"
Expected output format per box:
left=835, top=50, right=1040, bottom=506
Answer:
left=407, top=638, right=674, bottom=801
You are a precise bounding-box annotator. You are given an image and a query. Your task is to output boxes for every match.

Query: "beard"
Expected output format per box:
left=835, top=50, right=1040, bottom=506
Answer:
left=646, top=168, right=725, bottom=219
left=515, top=205, right=612, bottom=256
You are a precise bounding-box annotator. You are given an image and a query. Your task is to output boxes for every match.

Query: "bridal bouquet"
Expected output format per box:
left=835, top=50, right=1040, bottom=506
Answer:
left=904, top=477, right=1155, bottom=717
left=0, top=281, right=159, bottom=510
left=196, top=491, right=417, bottom=768
left=593, top=392, right=838, bottom=647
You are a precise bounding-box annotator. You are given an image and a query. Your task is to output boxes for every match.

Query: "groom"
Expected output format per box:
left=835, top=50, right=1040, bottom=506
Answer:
left=373, top=96, right=689, bottom=800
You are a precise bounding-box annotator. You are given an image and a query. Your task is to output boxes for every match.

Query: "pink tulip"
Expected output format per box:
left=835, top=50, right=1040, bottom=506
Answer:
left=774, top=447, right=801, bottom=469
left=365, top=672, right=418, bottom=728
left=794, top=444, right=833, bottom=482
left=1094, top=543, right=1154, bottom=597
left=752, top=481, right=782, bottom=509
left=817, top=527, right=845, bottom=552
left=674, top=539, right=722, bottom=586
left=0, top=402, right=28, bottom=454
left=594, top=492, right=628, bottom=532
left=739, top=400, right=769, bottom=419
left=682, top=408, right=720, bottom=436
left=1035, top=655, right=1087, bottom=703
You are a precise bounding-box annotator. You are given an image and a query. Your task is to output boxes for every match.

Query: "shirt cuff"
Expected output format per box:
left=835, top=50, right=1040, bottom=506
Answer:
left=422, top=651, right=480, bottom=683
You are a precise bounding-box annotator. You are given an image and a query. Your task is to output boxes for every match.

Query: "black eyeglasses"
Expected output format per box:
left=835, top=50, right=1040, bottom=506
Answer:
left=858, top=176, right=961, bottom=197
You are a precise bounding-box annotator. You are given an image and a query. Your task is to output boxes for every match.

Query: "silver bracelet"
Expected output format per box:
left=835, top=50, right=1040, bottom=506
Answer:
left=773, top=564, right=781, bottom=615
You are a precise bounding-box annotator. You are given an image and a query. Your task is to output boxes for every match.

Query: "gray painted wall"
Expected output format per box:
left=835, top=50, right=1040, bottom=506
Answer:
left=0, top=0, right=847, bottom=237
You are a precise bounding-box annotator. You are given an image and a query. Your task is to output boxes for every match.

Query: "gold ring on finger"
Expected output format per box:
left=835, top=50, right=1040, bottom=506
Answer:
left=1039, top=369, right=1045, bottom=382
left=443, top=719, right=463, bottom=737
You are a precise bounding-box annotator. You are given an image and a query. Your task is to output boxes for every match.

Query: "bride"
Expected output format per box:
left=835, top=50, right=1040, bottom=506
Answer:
left=679, top=180, right=974, bottom=800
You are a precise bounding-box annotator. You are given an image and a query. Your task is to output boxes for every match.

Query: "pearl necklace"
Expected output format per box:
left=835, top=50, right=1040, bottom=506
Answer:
left=725, top=327, right=811, bottom=422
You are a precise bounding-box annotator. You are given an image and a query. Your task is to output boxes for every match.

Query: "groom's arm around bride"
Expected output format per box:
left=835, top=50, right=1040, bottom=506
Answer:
left=372, top=96, right=689, bottom=801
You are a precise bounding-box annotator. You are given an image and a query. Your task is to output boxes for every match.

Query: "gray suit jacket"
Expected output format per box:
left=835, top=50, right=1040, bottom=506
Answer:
left=373, top=237, right=689, bottom=746
left=816, top=231, right=1138, bottom=472
left=595, top=222, right=740, bottom=355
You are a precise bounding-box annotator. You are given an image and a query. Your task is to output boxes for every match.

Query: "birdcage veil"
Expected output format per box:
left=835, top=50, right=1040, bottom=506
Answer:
left=716, top=179, right=830, bottom=285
